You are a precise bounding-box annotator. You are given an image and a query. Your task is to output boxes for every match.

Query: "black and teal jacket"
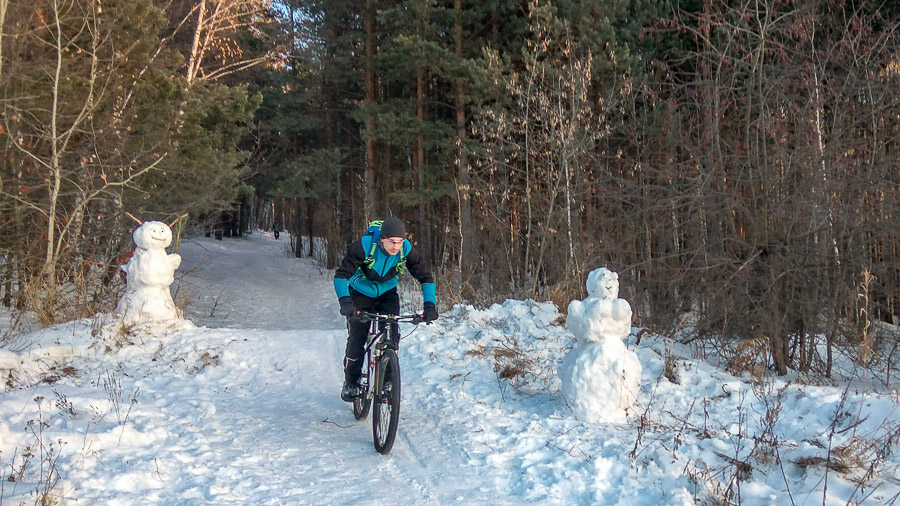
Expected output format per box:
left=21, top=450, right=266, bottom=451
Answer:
left=333, top=235, right=436, bottom=303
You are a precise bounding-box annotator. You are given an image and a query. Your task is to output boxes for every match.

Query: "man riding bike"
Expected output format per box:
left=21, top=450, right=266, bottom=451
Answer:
left=333, top=217, right=438, bottom=401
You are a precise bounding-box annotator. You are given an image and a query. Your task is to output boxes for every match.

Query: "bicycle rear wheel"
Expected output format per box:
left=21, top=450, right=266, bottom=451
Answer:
left=353, top=394, right=371, bottom=420
left=372, top=349, right=401, bottom=454
left=352, top=377, right=371, bottom=420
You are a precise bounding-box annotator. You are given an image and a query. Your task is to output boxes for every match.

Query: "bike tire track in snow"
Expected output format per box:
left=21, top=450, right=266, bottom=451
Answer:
left=171, top=234, right=458, bottom=504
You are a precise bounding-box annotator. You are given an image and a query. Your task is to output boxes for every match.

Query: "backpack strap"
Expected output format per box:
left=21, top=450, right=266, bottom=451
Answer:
left=364, top=236, right=378, bottom=269
left=396, top=241, right=409, bottom=274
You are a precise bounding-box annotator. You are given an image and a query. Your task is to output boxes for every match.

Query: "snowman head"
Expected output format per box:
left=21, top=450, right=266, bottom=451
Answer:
left=586, top=268, right=619, bottom=300
left=133, top=221, right=173, bottom=250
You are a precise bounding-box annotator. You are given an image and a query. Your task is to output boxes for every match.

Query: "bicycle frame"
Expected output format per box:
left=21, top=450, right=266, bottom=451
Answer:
left=355, top=312, right=423, bottom=399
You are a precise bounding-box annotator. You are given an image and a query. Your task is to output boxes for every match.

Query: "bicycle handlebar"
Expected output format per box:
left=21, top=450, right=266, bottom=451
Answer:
left=354, top=311, right=426, bottom=325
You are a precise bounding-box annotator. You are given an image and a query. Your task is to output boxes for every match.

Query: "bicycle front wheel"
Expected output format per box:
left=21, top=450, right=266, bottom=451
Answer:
left=372, top=349, right=401, bottom=454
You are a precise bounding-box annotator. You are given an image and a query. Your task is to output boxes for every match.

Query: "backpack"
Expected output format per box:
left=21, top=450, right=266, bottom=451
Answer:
left=363, top=220, right=407, bottom=275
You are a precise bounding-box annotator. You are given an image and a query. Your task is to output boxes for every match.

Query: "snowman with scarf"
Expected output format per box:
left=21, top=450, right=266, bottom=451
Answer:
left=559, top=267, right=641, bottom=423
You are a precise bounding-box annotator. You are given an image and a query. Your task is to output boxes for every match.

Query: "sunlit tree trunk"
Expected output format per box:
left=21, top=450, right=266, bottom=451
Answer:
left=186, top=0, right=207, bottom=83
left=184, top=0, right=271, bottom=85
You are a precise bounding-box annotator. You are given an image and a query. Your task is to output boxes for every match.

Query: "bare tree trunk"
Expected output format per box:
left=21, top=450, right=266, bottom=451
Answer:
left=363, top=0, right=376, bottom=222
left=2, top=261, right=11, bottom=308
left=184, top=0, right=271, bottom=85
left=0, top=0, right=8, bottom=77
left=522, top=76, right=534, bottom=287
left=307, top=198, right=314, bottom=258
left=454, top=0, right=477, bottom=287
left=43, top=0, right=66, bottom=286
left=560, top=76, right=578, bottom=280
left=415, top=57, right=429, bottom=251
left=811, top=30, right=840, bottom=266
left=186, top=0, right=207, bottom=83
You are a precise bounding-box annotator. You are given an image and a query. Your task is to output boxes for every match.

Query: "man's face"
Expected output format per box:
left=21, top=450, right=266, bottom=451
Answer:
left=381, top=237, right=404, bottom=256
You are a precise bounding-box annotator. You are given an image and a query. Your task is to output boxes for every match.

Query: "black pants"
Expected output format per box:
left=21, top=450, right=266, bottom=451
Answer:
left=344, top=288, right=400, bottom=383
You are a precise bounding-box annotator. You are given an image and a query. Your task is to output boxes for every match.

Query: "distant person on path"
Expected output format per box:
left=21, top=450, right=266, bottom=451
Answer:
left=273, top=224, right=280, bottom=240
left=333, top=217, right=438, bottom=401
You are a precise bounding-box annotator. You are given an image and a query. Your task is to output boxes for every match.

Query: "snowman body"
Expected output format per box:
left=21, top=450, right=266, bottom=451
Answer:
left=559, top=268, right=640, bottom=423
left=117, top=221, right=182, bottom=323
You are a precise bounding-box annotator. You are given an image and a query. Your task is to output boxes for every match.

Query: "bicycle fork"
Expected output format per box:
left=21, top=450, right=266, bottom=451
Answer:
left=360, top=322, right=397, bottom=402
left=359, top=325, right=381, bottom=399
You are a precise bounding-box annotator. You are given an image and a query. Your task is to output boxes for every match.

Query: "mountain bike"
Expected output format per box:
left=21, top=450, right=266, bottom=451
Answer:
left=351, top=311, right=424, bottom=454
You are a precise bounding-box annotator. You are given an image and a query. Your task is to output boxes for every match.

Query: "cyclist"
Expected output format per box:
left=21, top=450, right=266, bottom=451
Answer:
left=334, top=217, right=438, bottom=402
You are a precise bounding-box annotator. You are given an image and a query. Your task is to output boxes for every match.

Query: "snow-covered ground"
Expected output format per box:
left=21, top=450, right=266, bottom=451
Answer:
left=1, top=232, right=899, bottom=504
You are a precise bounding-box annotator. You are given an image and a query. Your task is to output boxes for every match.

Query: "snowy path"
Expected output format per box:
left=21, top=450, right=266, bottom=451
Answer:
left=170, top=234, right=506, bottom=504
left=177, top=237, right=336, bottom=331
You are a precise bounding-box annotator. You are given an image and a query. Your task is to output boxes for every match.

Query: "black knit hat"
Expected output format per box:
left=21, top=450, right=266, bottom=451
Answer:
left=380, top=217, right=406, bottom=238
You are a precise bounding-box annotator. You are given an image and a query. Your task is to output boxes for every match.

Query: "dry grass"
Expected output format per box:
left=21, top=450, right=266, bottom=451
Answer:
left=663, top=348, right=680, bottom=384
left=1, top=397, right=63, bottom=505
left=725, top=337, right=769, bottom=383
left=17, top=267, right=125, bottom=327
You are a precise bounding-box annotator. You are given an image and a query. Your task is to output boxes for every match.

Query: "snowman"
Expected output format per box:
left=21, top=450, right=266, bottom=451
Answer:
left=116, top=221, right=182, bottom=323
left=559, top=268, right=641, bottom=423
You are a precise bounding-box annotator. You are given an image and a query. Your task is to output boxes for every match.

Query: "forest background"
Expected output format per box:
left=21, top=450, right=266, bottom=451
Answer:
left=1, top=0, right=899, bottom=380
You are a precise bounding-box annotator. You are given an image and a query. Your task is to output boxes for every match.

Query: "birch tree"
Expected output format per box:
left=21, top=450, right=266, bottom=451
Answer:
left=182, top=0, right=274, bottom=84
